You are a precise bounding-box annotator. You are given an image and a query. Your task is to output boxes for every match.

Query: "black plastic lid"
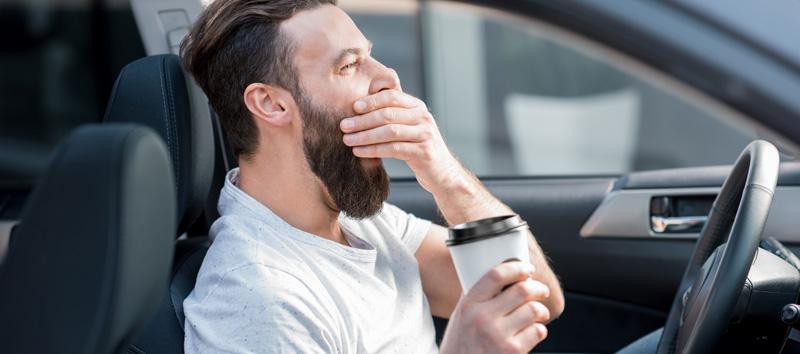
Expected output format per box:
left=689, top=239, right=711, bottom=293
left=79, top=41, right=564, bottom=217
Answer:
left=446, top=214, right=527, bottom=246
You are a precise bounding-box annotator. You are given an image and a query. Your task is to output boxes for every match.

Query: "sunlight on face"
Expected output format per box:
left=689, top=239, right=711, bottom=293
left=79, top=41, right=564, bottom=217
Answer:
left=282, top=4, right=377, bottom=116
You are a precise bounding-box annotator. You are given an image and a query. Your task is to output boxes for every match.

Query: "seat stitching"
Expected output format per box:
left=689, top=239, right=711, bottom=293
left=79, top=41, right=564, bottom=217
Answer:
left=163, top=57, right=181, bottom=195
left=163, top=57, right=178, bottom=171
left=158, top=58, right=173, bottom=155
left=127, top=344, right=146, bottom=354
left=749, top=183, right=774, bottom=195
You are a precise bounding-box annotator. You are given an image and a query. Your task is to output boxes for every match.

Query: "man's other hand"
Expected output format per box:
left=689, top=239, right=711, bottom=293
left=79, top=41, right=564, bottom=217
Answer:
left=438, top=261, right=551, bottom=354
left=340, top=89, right=464, bottom=194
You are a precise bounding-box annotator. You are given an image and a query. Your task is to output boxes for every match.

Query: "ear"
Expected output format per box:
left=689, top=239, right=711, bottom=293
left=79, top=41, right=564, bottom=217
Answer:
left=243, top=83, right=294, bottom=127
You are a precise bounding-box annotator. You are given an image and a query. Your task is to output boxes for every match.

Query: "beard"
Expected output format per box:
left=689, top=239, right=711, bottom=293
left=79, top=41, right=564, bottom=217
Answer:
left=298, top=92, right=389, bottom=219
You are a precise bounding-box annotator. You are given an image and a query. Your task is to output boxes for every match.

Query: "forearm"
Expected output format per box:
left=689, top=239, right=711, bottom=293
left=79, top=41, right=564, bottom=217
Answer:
left=432, top=167, right=509, bottom=225
left=430, top=163, right=565, bottom=319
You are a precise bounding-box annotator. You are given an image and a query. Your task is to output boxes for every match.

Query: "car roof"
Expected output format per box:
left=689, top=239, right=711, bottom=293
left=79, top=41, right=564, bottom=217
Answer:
left=670, top=0, right=800, bottom=69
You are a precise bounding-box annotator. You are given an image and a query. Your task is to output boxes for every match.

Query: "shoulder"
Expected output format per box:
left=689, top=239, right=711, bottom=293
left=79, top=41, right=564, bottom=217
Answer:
left=184, top=263, right=341, bottom=353
left=194, top=262, right=315, bottom=307
left=185, top=262, right=339, bottom=330
left=342, top=202, right=432, bottom=253
left=194, top=214, right=314, bottom=298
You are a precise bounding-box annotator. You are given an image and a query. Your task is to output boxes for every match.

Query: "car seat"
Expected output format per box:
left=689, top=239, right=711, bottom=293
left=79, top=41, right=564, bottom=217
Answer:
left=104, top=54, right=225, bottom=354
left=0, top=124, right=177, bottom=354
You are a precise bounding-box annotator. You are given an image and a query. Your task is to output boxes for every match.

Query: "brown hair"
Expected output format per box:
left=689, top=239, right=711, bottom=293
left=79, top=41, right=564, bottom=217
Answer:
left=181, top=0, right=337, bottom=159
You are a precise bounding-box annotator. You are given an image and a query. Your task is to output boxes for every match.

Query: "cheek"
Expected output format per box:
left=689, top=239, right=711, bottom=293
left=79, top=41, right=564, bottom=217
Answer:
left=310, top=75, right=372, bottom=116
left=334, top=75, right=372, bottom=113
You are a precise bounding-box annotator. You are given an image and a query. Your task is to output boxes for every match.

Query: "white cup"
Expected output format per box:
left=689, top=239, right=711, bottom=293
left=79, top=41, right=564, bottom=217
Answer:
left=446, top=215, right=530, bottom=293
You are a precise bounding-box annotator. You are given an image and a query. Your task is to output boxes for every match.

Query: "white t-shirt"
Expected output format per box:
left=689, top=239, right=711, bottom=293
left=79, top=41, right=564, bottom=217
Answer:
left=183, top=168, right=438, bottom=353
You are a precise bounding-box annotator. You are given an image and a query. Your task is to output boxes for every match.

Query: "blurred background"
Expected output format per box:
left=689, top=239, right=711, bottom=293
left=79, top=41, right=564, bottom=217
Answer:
left=0, top=0, right=794, bottom=184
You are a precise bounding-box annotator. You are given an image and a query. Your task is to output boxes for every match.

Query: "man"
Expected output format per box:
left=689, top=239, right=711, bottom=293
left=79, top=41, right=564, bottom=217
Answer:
left=181, top=1, right=564, bottom=353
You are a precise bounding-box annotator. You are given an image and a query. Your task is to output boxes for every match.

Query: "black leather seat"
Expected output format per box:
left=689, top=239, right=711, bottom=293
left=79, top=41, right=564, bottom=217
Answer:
left=0, top=124, right=177, bottom=354
left=105, top=54, right=223, bottom=354
left=105, top=54, right=215, bottom=233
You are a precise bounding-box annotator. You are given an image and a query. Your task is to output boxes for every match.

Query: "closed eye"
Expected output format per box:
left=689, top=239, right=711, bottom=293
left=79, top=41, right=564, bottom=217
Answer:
left=340, top=60, right=359, bottom=73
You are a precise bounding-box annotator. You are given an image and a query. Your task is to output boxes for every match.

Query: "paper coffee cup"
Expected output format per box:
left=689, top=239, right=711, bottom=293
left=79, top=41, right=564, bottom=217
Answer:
left=446, top=215, right=530, bottom=293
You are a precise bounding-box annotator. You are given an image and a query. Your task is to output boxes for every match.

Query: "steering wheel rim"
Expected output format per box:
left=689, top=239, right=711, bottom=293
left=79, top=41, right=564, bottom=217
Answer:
left=656, top=140, right=780, bottom=354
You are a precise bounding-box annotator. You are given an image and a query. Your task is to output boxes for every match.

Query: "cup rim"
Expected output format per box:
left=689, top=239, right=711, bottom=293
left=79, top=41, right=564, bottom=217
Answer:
left=446, top=215, right=527, bottom=247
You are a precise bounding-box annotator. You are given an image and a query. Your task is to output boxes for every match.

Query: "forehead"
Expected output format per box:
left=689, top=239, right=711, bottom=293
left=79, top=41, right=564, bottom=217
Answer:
left=282, top=4, right=368, bottom=68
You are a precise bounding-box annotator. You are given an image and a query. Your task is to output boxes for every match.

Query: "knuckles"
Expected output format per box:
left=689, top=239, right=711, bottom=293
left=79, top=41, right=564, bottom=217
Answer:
left=418, top=144, right=434, bottom=162
left=529, top=301, right=550, bottom=323
left=512, top=280, right=549, bottom=301
left=532, top=280, right=551, bottom=299
left=514, top=281, right=533, bottom=299
left=386, top=90, right=401, bottom=107
left=365, top=97, right=379, bottom=111
left=382, top=108, right=396, bottom=124
left=421, top=110, right=434, bottom=122
left=386, top=124, right=400, bottom=138
left=486, top=268, right=505, bottom=285
left=538, top=324, right=549, bottom=339
left=419, top=127, right=433, bottom=141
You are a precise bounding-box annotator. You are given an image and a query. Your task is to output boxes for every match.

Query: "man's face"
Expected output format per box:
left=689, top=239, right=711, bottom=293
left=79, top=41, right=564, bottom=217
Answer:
left=282, top=5, right=399, bottom=218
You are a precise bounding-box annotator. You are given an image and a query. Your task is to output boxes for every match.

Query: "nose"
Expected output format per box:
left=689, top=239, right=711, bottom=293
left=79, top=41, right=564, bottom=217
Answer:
left=368, top=60, right=401, bottom=94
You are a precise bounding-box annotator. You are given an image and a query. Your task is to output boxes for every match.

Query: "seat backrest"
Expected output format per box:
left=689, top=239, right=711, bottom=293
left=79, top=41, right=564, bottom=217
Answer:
left=105, top=54, right=215, bottom=235
left=104, top=54, right=222, bottom=354
left=0, top=124, right=177, bottom=354
left=127, top=238, right=210, bottom=354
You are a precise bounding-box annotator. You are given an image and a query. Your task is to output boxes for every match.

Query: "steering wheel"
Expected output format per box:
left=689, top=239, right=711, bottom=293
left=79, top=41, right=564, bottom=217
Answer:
left=656, top=140, right=780, bottom=354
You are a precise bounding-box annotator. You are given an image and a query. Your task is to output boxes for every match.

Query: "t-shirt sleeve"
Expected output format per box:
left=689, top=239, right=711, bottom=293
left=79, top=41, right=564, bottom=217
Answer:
left=184, top=264, right=340, bottom=354
left=381, top=202, right=432, bottom=254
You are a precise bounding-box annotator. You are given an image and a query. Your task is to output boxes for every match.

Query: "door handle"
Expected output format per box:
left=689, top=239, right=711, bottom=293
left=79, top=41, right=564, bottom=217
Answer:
left=651, top=215, right=708, bottom=233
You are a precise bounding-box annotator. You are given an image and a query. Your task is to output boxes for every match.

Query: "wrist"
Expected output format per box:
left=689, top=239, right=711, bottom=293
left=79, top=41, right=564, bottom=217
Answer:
left=427, top=159, right=477, bottom=198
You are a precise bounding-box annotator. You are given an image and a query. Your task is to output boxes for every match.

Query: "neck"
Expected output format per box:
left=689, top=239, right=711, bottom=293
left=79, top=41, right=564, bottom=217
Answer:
left=237, top=146, right=347, bottom=246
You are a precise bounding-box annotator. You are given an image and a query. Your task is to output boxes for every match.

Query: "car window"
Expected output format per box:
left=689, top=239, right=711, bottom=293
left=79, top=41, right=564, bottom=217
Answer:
left=0, top=0, right=145, bottom=186
left=345, top=1, right=767, bottom=178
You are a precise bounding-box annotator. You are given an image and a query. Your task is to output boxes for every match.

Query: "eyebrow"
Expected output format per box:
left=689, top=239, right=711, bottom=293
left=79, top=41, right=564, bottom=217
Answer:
left=333, top=40, right=374, bottom=67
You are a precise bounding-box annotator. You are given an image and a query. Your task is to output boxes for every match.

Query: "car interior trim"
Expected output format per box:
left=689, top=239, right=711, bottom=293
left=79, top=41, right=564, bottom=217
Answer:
left=0, top=221, right=16, bottom=264
left=580, top=186, right=800, bottom=242
left=617, top=162, right=800, bottom=190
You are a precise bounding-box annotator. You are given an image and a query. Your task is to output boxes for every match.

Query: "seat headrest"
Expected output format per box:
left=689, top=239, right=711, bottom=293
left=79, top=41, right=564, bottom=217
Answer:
left=0, top=124, right=176, bottom=354
left=105, top=54, right=214, bottom=234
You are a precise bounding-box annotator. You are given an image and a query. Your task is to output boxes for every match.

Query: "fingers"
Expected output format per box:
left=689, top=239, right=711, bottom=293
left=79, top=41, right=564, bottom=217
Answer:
left=466, top=261, right=534, bottom=302
left=513, top=323, right=548, bottom=352
left=491, top=279, right=550, bottom=316
left=351, top=141, right=429, bottom=162
left=353, top=89, right=423, bottom=114
left=344, top=123, right=431, bottom=147
left=340, top=106, right=431, bottom=133
left=500, top=300, right=550, bottom=334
